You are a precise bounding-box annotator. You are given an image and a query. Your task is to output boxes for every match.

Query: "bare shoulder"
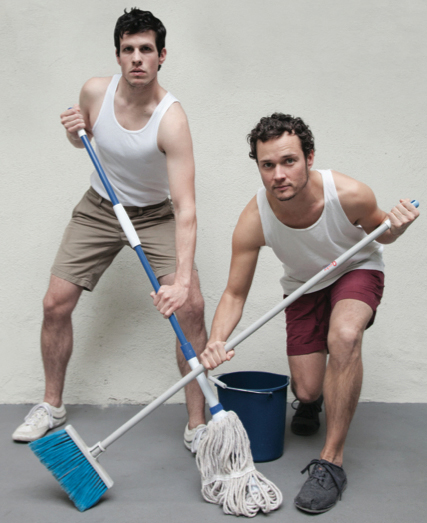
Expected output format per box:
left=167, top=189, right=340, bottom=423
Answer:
left=331, top=170, right=378, bottom=224
left=233, top=196, right=266, bottom=250
left=79, top=77, right=112, bottom=130
left=158, top=101, right=191, bottom=153
left=80, top=77, right=111, bottom=102
left=160, top=101, right=188, bottom=133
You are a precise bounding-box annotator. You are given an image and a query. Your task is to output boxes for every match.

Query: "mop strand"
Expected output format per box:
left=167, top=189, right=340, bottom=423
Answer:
left=196, top=411, right=283, bottom=517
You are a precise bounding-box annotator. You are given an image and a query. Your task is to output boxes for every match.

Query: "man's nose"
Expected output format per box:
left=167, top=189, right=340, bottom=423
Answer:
left=273, top=165, right=286, bottom=179
left=132, top=50, right=142, bottom=63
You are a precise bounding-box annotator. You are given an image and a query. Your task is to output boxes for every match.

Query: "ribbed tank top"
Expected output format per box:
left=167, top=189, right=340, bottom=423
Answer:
left=90, top=74, right=179, bottom=206
left=257, top=169, right=384, bottom=294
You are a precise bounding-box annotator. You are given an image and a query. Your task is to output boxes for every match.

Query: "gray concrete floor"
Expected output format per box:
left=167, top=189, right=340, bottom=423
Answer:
left=1, top=403, right=426, bottom=522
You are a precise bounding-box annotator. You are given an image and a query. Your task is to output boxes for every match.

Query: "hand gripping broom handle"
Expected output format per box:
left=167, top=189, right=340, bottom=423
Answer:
left=77, top=130, right=222, bottom=434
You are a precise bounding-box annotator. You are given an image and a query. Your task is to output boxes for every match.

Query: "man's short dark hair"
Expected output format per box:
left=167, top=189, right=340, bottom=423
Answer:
left=247, top=113, right=315, bottom=162
left=114, top=8, right=166, bottom=56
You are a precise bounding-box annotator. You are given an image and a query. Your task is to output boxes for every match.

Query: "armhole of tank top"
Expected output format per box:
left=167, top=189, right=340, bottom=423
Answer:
left=92, top=75, right=120, bottom=132
left=323, top=169, right=360, bottom=228
left=256, top=188, right=273, bottom=247
left=154, top=95, right=180, bottom=153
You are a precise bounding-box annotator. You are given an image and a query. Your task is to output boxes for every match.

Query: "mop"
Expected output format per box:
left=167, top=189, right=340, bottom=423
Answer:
left=30, top=129, right=282, bottom=516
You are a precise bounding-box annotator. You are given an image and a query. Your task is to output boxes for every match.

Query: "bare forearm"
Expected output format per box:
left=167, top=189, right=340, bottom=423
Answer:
left=174, top=207, right=197, bottom=288
left=209, top=291, right=246, bottom=344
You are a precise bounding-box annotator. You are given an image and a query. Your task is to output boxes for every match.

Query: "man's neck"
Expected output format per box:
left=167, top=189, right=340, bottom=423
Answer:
left=116, top=75, right=164, bottom=107
left=266, top=170, right=324, bottom=229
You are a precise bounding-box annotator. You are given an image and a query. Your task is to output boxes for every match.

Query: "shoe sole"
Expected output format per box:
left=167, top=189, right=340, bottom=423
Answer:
left=294, top=482, right=347, bottom=514
left=291, top=426, right=320, bottom=436
left=12, top=416, right=67, bottom=443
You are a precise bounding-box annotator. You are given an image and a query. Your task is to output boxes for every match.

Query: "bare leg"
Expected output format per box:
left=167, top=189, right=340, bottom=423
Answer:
left=320, top=299, right=373, bottom=466
left=288, top=350, right=327, bottom=403
left=159, top=271, right=207, bottom=428
left=41, top=275, right=83, bottom=407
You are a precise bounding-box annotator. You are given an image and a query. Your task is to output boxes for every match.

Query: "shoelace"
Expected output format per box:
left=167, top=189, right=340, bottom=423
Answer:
left=301, top=459, right=345, bottom=497
left=24, top=403, right=54, bottom=428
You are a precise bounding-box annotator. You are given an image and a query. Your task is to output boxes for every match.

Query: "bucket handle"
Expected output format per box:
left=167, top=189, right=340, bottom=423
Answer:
left=209, top=375, right=274, bottom=396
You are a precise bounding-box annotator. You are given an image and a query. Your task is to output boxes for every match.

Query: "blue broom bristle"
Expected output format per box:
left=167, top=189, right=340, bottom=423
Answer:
left=29, top=429, right=108, bottom=511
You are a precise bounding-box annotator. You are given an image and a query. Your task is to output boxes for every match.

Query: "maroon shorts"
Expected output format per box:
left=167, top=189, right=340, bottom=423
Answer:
left=284, top=269, right=385, bottom=356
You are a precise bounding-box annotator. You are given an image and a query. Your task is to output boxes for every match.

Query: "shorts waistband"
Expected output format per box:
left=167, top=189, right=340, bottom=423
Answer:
left=87, top=186, right=170, bottom=212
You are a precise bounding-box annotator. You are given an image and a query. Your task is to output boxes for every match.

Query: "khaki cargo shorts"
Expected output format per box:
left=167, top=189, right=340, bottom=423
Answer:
left=51, top=187, right=184, bottom=291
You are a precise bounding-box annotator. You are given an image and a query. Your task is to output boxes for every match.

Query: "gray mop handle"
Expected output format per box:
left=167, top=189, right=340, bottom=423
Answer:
left=224, top=218, right=392, bottom=353
left=98, top=363, right=204, bottom=451
left=97, top=218, right=389, bottom=450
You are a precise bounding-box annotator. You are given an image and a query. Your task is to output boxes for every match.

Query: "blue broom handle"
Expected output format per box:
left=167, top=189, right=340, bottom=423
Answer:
left=78, top=130, right=187, bottom=347
left=77, top=130, right=222, bottom=415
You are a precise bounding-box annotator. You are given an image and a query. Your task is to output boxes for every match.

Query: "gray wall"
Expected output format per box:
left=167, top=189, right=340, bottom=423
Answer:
left=1, top=0, right=426, bottom=404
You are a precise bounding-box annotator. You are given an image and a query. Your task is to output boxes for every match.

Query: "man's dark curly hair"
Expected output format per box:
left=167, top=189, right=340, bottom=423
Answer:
left=114, top=8, right=166, bottom=57
left=247, top=113, right=315, bottom=162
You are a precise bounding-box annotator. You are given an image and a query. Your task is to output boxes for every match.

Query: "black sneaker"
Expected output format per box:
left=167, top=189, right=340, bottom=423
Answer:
left=291, top=395, right=323, bottom=436
left=294, top=459, right=347, bottom=513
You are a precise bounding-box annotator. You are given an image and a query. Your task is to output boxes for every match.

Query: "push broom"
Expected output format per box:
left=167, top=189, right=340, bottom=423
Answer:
left=30, top=129, right=282, bottom=517
left=29, top=128, right=418, bottom=513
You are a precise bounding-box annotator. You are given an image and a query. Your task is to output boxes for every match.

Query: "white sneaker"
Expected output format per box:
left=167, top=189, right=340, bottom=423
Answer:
left=184, top=423, right=207, bottom=453
left=12, top=402, right=67, bottom=442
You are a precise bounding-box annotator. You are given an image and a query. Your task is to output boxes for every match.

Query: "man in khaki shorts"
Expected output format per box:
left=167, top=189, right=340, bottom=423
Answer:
left=13, top=8, right=207, bottom=450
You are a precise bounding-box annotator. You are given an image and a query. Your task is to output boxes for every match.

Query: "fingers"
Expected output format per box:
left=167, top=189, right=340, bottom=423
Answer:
left=200, top=342, right=234, bottom=370
left=60, top=104, right=85, bottom=134
left=150, top=285, right=188, bottom=318
left=388, top=198, right=419, bottom=234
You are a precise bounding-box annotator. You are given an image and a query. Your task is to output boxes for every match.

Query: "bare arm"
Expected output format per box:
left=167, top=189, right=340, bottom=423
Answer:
left=333, top=171, right=419, bottom=244
left=59, top=77, right=109, bottom=148
left=150, top=103, right=197, bottom=317
left=200, top=198, right=265, bottom=370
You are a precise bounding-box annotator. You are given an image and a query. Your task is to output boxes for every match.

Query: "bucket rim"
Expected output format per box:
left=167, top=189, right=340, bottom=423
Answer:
left=214, top=371, right=290, bottom=394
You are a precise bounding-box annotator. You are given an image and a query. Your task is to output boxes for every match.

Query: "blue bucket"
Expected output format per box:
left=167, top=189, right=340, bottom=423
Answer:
left=215, top=371, right=290, bottom=462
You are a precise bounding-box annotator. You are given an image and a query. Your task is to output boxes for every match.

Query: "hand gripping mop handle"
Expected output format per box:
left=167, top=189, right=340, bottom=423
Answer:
left=78, top=130, right=223, bottom=430
left=222, top=199, right=419, bottom=353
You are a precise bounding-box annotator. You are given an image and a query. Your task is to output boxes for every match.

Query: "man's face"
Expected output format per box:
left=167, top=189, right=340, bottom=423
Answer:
left=257, top=132, right=314, bottom=202
left=116, top=31, right=166, bottom=88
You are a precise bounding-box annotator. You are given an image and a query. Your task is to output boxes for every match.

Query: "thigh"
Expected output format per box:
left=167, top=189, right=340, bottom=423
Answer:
left=329, top=269, right=384, bottom=329
left=284, top=288, right=331, bottom=356
left=51, top=189, right=124, bottom=291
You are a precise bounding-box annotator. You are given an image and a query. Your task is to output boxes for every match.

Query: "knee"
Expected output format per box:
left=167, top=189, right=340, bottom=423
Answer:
left=291, top=378, right=322, bottom=404
left=178, top=290, right=205, bottom=325
left=43, top=291, right=75, bottom=324
left=328, top=325, right=363, bottom=367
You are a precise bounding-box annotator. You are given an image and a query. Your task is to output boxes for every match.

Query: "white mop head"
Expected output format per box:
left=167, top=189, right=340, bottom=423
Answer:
left=195, top=411, right=282, bottom=517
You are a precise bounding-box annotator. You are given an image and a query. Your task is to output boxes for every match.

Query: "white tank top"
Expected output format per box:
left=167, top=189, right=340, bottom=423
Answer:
left=90, top=74, right=179, bottom=206
left=257, top=169, right=384, bottom=294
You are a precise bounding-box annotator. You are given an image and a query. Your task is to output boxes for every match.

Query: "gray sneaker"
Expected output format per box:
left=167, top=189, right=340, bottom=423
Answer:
left=294, top=459, right=347, bottom=513
left=12, top=402, right=67, bottom=442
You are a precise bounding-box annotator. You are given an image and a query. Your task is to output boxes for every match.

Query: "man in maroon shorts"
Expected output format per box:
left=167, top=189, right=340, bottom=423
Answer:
left=199, top=113, right=419, bottom=514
